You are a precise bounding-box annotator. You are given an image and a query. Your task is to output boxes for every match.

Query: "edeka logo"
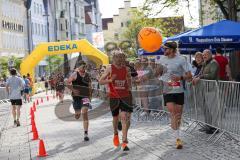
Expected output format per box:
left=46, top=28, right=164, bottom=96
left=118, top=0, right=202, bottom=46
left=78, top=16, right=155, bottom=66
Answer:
left=48, top=44, right=78, bottom=52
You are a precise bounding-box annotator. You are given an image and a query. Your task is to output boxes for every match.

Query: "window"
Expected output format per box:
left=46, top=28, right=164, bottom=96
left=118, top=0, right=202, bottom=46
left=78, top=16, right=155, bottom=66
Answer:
left=38, top=24, right=40, bottom=35
left=65, top=20, right=68, bottom=30
left=114, top=33, right=119, bottom=40
left=34, top=3, right=36, bottom=14
left=60, top=24, right=63, bottom=31
left=36, top=4, right=39, bottom=14
left=121, top=22, right=124, bottom=27
left=40, top=5, right=42, bottom=15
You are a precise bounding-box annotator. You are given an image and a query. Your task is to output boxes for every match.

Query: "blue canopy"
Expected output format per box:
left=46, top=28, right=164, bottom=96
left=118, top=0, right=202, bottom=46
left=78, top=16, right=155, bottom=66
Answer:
left=167, top=20, right=240, bottom=49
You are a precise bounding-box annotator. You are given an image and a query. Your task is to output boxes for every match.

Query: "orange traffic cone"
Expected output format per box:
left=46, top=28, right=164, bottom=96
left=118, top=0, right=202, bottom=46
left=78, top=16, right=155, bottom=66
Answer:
left=41, top=98, right=43, bottom=103
left=31, top=121, right=37, bottom=133
left=31, top=117, right=35, bottom=126
left=36, top=99, right=39, bottom=105
left=33, top=104, right=36, bottom=112
left=38, top=139, right=48, bottom=157
left=32, top=130, right=39, bottom=140
left=29, top=107, right=34, bottom=116
left=47, top=96, right=49, bottom=101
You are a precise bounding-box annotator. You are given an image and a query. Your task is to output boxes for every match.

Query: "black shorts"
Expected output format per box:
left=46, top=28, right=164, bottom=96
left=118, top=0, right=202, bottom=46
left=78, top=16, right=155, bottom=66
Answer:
left=10, top=99, right=22, bottom=106
left=163, top=93, right=184, bottom=106
left=24, top=88, right=29, bottom=94
left=109, top=97, right=133, bottom=117
left=72, top=96, right=91, bottom=111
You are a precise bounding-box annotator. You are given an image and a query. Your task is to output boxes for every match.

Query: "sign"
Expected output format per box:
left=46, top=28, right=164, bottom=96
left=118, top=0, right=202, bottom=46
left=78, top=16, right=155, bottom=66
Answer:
left=185, top=36, right=238, bottom=43
left=92, top=32, right=104, bottom=48
left=48, top=44, right=78, bottom=52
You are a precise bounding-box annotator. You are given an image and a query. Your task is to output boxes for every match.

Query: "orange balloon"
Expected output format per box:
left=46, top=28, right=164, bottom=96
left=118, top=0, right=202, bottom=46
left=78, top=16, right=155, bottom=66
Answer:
left=138, top=27, right=162, bottom=52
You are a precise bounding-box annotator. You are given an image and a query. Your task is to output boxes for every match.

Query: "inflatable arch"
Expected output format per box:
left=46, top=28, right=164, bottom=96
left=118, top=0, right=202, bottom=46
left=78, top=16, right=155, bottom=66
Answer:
left=20, top=39, right=109, bottom=87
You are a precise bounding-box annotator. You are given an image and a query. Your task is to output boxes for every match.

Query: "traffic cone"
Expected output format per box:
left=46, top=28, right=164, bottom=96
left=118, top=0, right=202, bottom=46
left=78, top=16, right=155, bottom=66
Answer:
left=32, top=130, right=39, bottom=140
left=33, top=104, right=36, bottom=112
left=31, top=121, right=37, bottom=133
left=37, top=139, right=48, bottom=157
left=47, top=96, right=49, bottom=101
left=36, top=99, right=39, bottom=105
left=29, top=107, right=34, bottom=116
left=31, top=117, right=35, bottom=126
left=31, top=112, right=35, bottom=121
left=41, top=97, right=43, bottom=103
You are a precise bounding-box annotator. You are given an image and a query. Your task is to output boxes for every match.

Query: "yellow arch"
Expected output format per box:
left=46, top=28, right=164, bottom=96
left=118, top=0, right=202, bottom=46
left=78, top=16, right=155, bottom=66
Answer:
left=20, top=39, right=109, bottom=90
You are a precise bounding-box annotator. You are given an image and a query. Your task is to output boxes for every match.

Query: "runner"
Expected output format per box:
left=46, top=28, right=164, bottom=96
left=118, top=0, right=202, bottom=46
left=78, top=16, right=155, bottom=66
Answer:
left=55, top=73, right=65, bottom=103
left=27, top=73, right=33, bottom=102
left=44, top=79, right=49, bottom=95
left=159, top=41, right=192, bottom=149
left=23, top=75, right=30, bottom=103
left=99, top=50, right=132, bottom=151
left=6, top=68, right=24, bottom=127
left=67, top=60, right=92, bottom=141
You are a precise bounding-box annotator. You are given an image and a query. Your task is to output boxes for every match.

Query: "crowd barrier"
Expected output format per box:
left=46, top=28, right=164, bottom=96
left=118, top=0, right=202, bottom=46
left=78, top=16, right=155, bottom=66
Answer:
left=132, top=79, right=240, bottom=143
left=0, top=82, right=46, bottom=101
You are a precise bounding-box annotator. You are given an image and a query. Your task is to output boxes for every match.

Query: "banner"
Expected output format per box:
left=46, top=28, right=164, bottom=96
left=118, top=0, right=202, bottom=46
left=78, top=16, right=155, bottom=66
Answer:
left=92, top=32, right=104, bottom=48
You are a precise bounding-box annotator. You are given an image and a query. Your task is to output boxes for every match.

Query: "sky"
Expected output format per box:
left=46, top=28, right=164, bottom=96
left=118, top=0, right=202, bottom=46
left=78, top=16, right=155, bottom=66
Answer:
left=98, top=0, right=200, bottom=28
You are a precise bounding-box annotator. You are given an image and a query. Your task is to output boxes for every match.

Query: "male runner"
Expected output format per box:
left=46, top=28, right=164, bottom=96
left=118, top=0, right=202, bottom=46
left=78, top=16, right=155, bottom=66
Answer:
left=6, top=68, right=24, bottom=126
left=67, top=60, right=92, bottom=141
left=99, top=50, right=132, bottom=151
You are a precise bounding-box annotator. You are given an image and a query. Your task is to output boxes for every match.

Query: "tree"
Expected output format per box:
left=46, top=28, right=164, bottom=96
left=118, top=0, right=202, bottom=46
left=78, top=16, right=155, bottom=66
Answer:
left=121, top=9, right=184, bottom=55
left=45, top=55, right=64, bottom=75
left=0, top=56, right=22, bottom=77
left=143, top=0, right=240, bottom=21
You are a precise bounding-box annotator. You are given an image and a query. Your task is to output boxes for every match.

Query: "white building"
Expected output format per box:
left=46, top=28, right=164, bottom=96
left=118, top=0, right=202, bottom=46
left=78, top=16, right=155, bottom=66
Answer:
left=0, top=0, right=28, bottom=57
left=84, top=0, right=103, bottom=48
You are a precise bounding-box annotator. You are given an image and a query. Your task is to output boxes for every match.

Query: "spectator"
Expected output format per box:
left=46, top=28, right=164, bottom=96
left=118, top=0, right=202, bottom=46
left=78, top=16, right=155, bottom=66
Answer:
left=0, top=78, right=6, bottom=87
left=44, top=79, right=49, bottom=95
left=23, top=75, right=30, bottom=103
left=214, top=47, right=232, bottom=80
left=192, top=52, right=203, bottom=77
left=193, top=49, right=219, bottom=134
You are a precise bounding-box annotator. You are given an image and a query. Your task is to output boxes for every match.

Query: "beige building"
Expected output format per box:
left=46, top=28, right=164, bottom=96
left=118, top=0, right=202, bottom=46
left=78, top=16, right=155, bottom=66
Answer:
left=0, top=0, right=28, bottom=57
left=102, top=0, right=136, bottom=44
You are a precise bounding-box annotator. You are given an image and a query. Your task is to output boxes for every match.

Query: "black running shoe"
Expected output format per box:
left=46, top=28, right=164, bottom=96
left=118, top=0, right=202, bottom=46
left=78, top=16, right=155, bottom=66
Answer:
left=122, top=143, right=130, bottom=151
left=16, top=120, right=20, bottom=127
left=118, top=121, right=122, bottom=131
left=14, top=120, right=17, bottom=126
left=84, top=134, right=89, bottom=141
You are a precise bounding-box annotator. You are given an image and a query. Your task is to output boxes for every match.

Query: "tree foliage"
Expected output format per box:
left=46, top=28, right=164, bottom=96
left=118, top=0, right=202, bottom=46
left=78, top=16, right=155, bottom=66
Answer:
left=0, top=56, right=22, bottom=77
left=45, top=55, right=64, bottom=74
left=143, top=0, right=240, bottom=21
left=121, top=9, right=184, bottom=55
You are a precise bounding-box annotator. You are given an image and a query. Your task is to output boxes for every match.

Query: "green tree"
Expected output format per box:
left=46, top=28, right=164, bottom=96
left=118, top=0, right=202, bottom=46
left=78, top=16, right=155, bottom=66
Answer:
left=121, top=9, right=184, bottom=55
left=45, top=55, right=64, bottom=75
left=0, top=56, right=22, bottom=77
left=143, top=0, right=240, bottom=21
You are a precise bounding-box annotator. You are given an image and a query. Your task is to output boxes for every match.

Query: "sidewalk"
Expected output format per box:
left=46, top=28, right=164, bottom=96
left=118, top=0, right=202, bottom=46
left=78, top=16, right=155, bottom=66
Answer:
left=0, top=92, right=239, bottom=160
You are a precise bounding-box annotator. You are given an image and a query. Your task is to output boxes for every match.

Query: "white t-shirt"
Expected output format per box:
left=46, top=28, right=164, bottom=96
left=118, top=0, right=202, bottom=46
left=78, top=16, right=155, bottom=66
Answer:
left=159, top=55, right=190, bottom=94
left=6, top=76, right=24, bottom=99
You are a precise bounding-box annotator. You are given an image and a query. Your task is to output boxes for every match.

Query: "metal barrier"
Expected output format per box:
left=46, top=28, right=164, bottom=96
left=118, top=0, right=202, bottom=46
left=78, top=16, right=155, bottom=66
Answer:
left=132, top=79, right=240, bottom=143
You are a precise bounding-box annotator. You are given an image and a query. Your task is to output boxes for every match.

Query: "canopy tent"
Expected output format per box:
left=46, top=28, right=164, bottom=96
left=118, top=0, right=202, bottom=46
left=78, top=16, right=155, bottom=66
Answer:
left=167, top=20, right=240, bottom=49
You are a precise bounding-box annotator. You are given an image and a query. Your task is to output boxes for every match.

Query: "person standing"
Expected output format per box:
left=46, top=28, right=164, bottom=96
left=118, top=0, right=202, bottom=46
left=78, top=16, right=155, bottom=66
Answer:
left=159, top=41, right=192, bottom=149
left=67, top=60, right=92, bottom=141
left=99, top=50, right=132, bottom=151
left=6, top=68, right=24, bottom=127
left=44, top=79, right=49, bottom=95
left=27, top=73, right=33, bottom=102
left=193, top=49, right=220, bottom=134
left=214, top=47, right=232, bottom=80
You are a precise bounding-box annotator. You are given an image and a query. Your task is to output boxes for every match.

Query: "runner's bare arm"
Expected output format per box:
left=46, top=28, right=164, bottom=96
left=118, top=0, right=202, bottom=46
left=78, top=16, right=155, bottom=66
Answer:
left=66, top=72, right=77, bottom=90
left=126, top=67, right=132, bottom=90
left=99, top=66, right=112, bottom=85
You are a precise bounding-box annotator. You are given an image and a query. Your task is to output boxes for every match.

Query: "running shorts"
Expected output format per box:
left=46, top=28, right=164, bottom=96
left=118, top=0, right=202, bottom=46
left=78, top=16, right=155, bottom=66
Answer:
left=109, top=97, right=133, bottom=117
left=163, top=93, right=184, bottom=106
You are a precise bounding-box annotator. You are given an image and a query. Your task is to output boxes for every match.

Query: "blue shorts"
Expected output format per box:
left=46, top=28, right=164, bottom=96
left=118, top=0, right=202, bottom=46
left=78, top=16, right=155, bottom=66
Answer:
left=24, top=88, right=29, bottom=94
left=72, top=96, right=91, bottom=111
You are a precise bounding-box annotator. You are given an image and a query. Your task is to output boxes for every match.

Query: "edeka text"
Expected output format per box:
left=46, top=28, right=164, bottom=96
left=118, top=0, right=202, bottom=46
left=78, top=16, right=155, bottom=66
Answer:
left=48, top=44, right=78, bottom=52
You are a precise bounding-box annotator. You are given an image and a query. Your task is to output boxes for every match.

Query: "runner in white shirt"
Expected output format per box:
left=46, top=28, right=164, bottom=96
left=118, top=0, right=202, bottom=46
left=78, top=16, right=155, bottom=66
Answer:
left=159, top=41, right=192, bottom=149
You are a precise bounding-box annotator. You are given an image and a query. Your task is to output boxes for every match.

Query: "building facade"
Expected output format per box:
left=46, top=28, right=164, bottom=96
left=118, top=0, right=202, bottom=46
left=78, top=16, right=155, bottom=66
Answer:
left=84, top=0, right=103, bottom=48
left=102, top=0, right=136, bottom=44
left=0, top=0, right=28, bottom=58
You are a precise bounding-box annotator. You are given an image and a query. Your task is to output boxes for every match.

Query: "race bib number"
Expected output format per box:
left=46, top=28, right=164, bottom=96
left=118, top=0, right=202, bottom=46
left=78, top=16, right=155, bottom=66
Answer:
left=82, top=98, right=90, bottom=105
left=168, top=81, right=181, bottom=89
